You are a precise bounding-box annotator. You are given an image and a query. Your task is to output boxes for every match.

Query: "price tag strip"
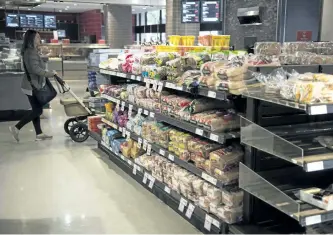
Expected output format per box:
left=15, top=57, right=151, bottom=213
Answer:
left=147, top=144, right=152, bottom=155
left=178, top=197, right=188, bottom=213
left=185, top=203, right=195, bottom=219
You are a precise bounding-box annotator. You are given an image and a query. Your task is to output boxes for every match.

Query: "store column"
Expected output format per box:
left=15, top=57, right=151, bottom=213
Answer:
left=166, top=0, right=200, bottom=38
left=104, top=4, right=133, bottom=48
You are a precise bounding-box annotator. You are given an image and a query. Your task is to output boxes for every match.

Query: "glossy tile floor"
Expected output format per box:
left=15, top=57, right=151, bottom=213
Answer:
left=0, top=81, right=200, bottom=234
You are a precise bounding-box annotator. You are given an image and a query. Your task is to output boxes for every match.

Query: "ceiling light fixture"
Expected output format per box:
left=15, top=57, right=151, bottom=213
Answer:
left=74, top=3, right=77, bottom=6
left=28, top=8, right=31, bottom=10
left=59, top=10, right=62, bottom=12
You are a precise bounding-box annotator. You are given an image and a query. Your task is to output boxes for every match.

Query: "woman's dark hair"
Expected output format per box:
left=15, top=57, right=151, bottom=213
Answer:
left=21, top=29, right=38, bottom=56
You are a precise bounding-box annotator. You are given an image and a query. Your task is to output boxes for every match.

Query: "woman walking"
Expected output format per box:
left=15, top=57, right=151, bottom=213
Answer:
left=9, top=30, right=57, bottom=142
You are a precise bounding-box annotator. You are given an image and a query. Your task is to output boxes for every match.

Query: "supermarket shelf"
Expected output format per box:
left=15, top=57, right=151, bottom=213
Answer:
left=127, top=128, right=235, bottom=188
left=99, top=68, right=229, bottom=101
left=89, top=131, right=102, bottom=142
left=100, top=118, right=234, bottom=188
left=101, top=93, right=238, bottom=144
left=243, top=90, right=333, bottom=115
left=98, top=141, right=226, bottom=234
left=241, top=116, right=333, bottom=172
left=239, top=163, right=333, bottom=227
left=155, top=113, right=239, bottom=144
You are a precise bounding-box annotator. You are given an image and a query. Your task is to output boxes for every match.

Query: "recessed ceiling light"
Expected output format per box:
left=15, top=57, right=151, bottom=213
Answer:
left=132, top=9, right=135, bottom=11
left=28, top=8, right=31, bottom=10
left=59, top=10, right=62, bottom=12
left=74, top=3, right=77, bottom=6
left=143, top=7, right=146, bottom=9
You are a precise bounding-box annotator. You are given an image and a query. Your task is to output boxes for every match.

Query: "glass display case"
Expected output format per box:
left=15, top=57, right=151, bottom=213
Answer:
left=0, top=42, right=22, bottom=72
left=41, top=43, right=109, bottom=78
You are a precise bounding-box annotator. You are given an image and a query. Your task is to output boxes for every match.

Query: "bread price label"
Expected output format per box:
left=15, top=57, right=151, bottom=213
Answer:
left=147, top=144, right=152, bottom=155
left=185, top=203, right=195, bottom=219
left=131, top=75, right=136, bottom=80
left=136, top=76, right=141, bottom=81
left=159, top=149, right=165, bottom=156
left=143, top=139, right=148, bottom=151
left=207, top=91, right=216, bottom=98
left=144, top=110, right=149, bottom=115
left=138, top=108, right=142, bottom=115
left=204, top=214, right=213, bottom=231
left=164, top=186, right=171, bottom=194
left=148, top=176, right=155, bottom=189
left=178, top=197, right=188, bottom=212
left=138, top=138, right=142, bottom=148
left=142, top=172, right=148, bottom=184
left=121, top=101, right=125, bottom=111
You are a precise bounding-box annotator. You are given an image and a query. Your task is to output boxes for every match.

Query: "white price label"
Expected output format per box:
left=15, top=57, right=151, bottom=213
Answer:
left=143, top=110, right=149, bottom=115
left=307, top=161, right=324, bottom=172
left=120, top=155, right=125, bottom=161
left=168, top=154, right=175, bottom=162
left=131, top=75, right=136, bottom=80
left=202, top=172, right=217, bottom=186
left=143, top=139, right=148, bottom=151
left=178, top=197, right=188, bottom=212
left=111, top=71, right=117, bottom=76
left=132, top=164, right=137, bottom=175
left=138, top=138, right=142, bottom=148
left=185, top=203, right=195, bottom=219
left=127, top=159, right=132, bottom=166
left=305, top=215, right=321, bottom=226
left=207, top=90, right=217, bottom=98
left=121, top=101, right=125, bottom=111
left=147, top=144, right=152, bottom=155
left=122, top=128, right=126, bottom=137
left=128, top=105, right=133, bottom=117
left=138, top=108, right=143, bottom=115
left=150, top=112, right=155, bottom=118
left=175, top=86, right=183, bottom=91
left=310, top=105, right=327, bottom=115
left=204, top=214, right=213, bottom=231
left=195, top=128, right=204, bottom=136
left=212, top=219, right=221, bottom=228
left=126, top=131, right=131, bottom=140
left=148, top=176, right=155, bottom=189
left=210, top=133, right=219, bottom=142
left=136, top=76, right=141, bottom=81
left=146, top=79, right=151, bottom=88
left=153, top=81, right=158, bottom=91
left=157, top=82, right=164, bottom=92
left=159, top=149, right=165, bottom=156
left=165, top=82, right=172, bottom=88
left=119, top=73, right=127, bottom=78
left=143, top=172, right=148, bottom=184
left=164, top=186, right=171, bottom=194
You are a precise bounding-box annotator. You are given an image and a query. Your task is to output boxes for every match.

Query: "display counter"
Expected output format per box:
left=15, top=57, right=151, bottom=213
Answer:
left=0, top=72, right=30, bottom=121
left=41, top=43, right=110, bottom=80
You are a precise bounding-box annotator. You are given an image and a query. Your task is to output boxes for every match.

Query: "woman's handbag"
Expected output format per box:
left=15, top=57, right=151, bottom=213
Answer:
left=23, top=62, right=57, bottom=106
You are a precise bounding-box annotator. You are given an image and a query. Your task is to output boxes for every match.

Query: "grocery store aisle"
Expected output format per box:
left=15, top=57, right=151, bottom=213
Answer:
left=0, top=81, right=199, bottom=234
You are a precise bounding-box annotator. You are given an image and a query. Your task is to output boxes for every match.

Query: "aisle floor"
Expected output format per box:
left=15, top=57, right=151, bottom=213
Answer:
left=0, top=81, right=200, bottom=234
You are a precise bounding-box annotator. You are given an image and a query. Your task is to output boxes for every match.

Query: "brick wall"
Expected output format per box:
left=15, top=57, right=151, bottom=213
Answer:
left=79, top=9, right=102, bottom=41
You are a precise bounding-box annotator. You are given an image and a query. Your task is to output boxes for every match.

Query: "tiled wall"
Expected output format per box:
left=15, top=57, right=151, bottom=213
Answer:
left=225, top=0, right=278, bottom=49
left=79, top=9, right=103, bottom=41
left=104, top=5, right=132, bottom=48
left=166, top=0, right=200, bottom=38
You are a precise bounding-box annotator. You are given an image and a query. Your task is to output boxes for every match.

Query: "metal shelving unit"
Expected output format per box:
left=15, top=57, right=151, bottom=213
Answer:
left=97, top=136, right=227, bottom=234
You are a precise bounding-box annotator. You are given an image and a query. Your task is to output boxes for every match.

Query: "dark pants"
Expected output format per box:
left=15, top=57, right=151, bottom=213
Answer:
left=16, top=95, right=43, bottom=135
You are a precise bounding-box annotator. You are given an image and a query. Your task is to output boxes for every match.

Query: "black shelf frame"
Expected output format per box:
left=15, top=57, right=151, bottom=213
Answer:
left=98, top=140, right=227, bottom=234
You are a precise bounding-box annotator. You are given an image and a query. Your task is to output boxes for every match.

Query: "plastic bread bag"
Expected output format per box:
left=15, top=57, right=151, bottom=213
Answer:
left=209, top=145, right=243, bottom=172
left=192, top=178, right=205, bottom=196
left=254, top=42, right=281, bottom=56
left=204, top=160, right=213, bottom=175
left=155, top=52, right=178, bottom=66
left=140, top=53, right=157, bottom=65
left=198, top=196, right=211, bottom=212
left=213, top=167, right=239, bottom=184
left=222, top=187, right=244, bottom=207
left=216, top=205, right=243, bottom=224
left=207, top=186, right=222, bottom=205
left=282, top=42, right=314, bottom=54
left=247, top=54, right=281, bottom=66
left=201, top=61, right=219, bottom=75
left=166, top=57, right=182, bottom=68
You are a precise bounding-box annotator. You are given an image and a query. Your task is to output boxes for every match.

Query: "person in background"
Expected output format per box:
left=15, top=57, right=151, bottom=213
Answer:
left=9, top=30, right=57, bottom=142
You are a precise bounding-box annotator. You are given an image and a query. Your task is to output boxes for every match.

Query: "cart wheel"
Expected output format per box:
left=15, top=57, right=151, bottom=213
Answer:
left=69, top=123, right=89, bottom=143
left=64, top=118, right=78, bottom=135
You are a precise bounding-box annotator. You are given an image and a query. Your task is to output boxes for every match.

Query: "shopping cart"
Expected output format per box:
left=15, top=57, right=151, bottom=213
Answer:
left=55, top=75, right=94, bottom=143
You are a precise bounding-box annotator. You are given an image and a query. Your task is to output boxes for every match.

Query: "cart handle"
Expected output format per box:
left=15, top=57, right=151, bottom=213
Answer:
left=54, top=75, right=69, bottom=94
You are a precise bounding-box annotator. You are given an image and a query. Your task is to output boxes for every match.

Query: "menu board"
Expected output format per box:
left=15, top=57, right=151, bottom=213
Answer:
left=6, top=13, right=19, bottom=27
left=20, top=14, right=43, bottom=28
left=201, top=0, right=221, bottom=22
left=44, top=15, right=56, bottom=29
left=181, top=0, right=200, bottom=23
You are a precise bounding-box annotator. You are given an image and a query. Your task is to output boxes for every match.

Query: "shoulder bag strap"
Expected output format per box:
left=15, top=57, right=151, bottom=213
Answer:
left=22, top=53, right=33, bottom=85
